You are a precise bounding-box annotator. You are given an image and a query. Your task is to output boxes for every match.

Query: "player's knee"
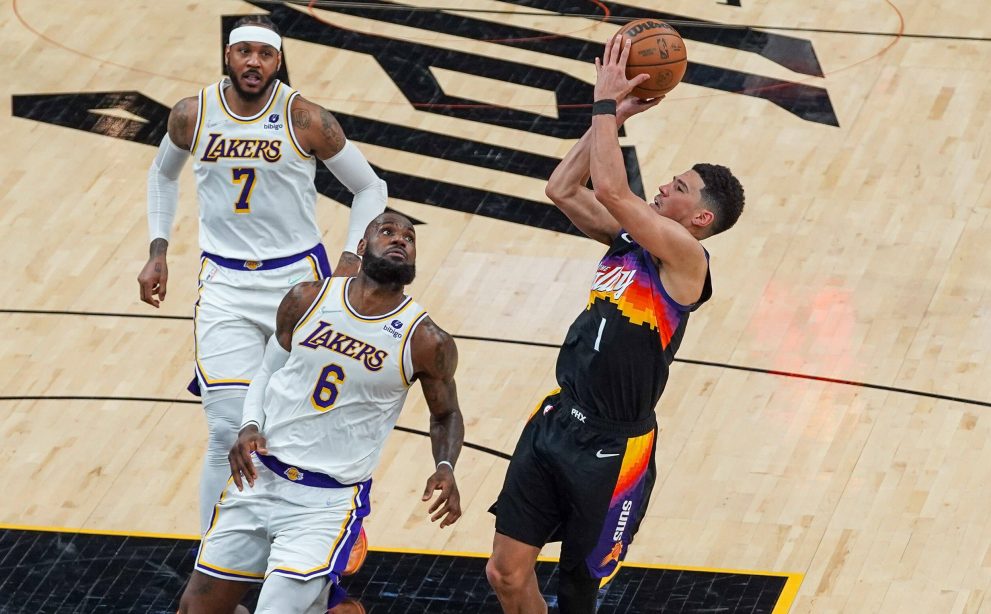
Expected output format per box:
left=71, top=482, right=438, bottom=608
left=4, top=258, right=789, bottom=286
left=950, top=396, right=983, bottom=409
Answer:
left=485, top=556, right=526, bottom=593
left=557, top=565, right=599, bottom=614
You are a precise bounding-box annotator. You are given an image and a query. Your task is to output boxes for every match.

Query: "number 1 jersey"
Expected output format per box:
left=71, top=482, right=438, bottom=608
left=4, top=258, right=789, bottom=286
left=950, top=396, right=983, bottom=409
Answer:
left=556, top=232, right=712, bottom=423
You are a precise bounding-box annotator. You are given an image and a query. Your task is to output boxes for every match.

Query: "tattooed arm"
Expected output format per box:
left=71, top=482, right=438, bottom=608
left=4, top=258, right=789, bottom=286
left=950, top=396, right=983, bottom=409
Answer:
left=410, top=317, right=465, bottom=528
left=290, top=96, right=387, bottom=277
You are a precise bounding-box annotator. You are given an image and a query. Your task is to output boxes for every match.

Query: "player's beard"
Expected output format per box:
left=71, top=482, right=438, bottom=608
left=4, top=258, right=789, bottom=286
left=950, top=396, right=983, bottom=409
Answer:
left=363, top=252, right=416, bottom=286
left=227, top=68, right=277, bottom=102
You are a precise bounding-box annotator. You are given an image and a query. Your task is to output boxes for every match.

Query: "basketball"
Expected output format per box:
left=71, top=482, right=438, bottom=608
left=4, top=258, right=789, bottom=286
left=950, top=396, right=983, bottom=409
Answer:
left=618, top=19, right=688, bottom=98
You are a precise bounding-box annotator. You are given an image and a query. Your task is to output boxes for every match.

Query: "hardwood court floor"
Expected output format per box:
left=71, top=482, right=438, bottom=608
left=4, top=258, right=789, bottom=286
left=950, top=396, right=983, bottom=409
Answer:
left=3, top=1, right=991, bottom=612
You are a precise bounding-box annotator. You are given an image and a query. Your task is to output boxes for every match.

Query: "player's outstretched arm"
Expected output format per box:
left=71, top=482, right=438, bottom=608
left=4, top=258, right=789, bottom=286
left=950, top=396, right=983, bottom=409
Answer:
left=546, top=96, right=661, bottom=246
left=290, top=96, right=387, bottom=277
left=229, top=281, right=323, bottom=490
left=411, top=318, right=465, bottom=529
left=138, top=96, right=197, bottom=307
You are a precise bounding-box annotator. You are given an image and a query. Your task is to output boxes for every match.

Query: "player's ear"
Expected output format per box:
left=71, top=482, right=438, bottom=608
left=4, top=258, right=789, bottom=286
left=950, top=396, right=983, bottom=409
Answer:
left=694, top=209, right=715, bottom=229
left=356, top=239, right=367, bottom=258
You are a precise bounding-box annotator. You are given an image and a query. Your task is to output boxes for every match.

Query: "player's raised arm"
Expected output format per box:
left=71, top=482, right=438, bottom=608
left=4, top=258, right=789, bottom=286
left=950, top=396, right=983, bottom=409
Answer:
left=546, top=96, right=661, bottom=246
left=138, top=96, right=197, bottom=307
left=229, top=281, right=323, bottom=490
left=290, top=96, right=387, bottom=277
left=411, top=317, right=465, bottom=529
left=590, top=36, right=708, bottom=287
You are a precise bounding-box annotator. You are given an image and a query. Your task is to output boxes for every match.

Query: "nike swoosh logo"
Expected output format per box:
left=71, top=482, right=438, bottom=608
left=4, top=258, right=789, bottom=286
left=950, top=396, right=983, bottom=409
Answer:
left=287, top=273, right=308, bottom=285
left=620, top=232, right=632, bottom=243
left=596, top=450, right=620, bottom=458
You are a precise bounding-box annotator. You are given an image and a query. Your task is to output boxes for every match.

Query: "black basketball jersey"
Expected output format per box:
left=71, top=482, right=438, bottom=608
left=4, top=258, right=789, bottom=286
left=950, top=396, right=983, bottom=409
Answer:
left=556, top=231, right=712, bottom=423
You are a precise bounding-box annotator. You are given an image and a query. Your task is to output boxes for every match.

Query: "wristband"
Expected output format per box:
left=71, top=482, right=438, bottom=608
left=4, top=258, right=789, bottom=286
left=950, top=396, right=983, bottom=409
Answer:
left=591, top=99, right=617, bottom=116
left=437, top=460, right=454, bottom=472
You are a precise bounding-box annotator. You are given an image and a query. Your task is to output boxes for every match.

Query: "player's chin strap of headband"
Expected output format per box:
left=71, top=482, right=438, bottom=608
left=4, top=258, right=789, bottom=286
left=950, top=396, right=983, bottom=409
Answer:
left=228, top=25, right=282, bottom=50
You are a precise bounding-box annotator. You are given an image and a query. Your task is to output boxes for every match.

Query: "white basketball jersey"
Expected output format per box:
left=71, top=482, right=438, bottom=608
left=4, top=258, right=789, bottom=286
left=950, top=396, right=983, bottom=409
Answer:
left=262, top=277, right=428, bottom=483
left=190, top=78, right=320, bottom=260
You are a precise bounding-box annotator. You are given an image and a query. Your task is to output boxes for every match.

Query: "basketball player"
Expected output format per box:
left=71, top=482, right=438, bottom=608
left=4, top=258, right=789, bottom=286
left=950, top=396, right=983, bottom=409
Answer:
left=177, top=212, right=464, bottom=613
left=486, top=35, right=745, bottom=613
left=135, top=15, right=387, bottom=536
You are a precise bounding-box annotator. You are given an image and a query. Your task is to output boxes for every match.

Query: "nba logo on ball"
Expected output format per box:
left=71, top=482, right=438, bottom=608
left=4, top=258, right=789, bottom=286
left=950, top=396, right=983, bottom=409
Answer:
left=619, top=18, right=688, bottom=98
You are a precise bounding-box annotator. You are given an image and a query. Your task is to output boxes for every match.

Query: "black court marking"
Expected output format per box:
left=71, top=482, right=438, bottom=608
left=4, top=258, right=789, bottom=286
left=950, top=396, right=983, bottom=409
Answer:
left=2, top=308, right=990, bottom=410
left=0, top=527, right=795, bottom=613
left=0, top=394, right=511, bottom=461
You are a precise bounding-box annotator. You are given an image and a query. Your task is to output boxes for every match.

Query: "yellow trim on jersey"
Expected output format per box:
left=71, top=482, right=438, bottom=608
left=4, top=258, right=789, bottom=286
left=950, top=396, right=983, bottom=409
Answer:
left=293, top=277, right=334, bottom=335
left=528, top=387, right=561, bottom=420
left=216, top=79, right=282, bottom=124
left=194, top=259, right=252, bottom=386
left=197, top=562, right=266, bottom=580
left=270, top=484, right=361, bottom=576
left=189, top=88, right=207, bottom=153
left=305, top=255, right=321, bottom=280
left=195, top=477, right=265, bottom=579
left=342, top=277, right=415, bottom=323
left=399, top=311, right=428, bottom=386
left=285, top=90, right=313, bottom=160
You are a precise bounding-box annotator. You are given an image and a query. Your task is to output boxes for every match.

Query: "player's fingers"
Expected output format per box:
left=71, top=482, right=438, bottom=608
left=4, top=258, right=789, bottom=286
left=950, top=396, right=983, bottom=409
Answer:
left=439, top=508, right=462, bottom=528
left=158, top=274, right=168, bottom=301
left=439, top=498, right=462, bottom=528
left=230, top=456, right=245, bottom=491
left=602, top=35, right=613, bottom=65
left=619, top=36, right=633, bottom=67
left=631, top=73, right=651, bottom=87
left=422, top=477, right=437, bottom=501
left=138, top=278, right=153, bottom=306
left=605, top=34, right=619, bottom=64
left=430, top=500, right=450, bottom=522
left=428, top=488, right=448, bottom=514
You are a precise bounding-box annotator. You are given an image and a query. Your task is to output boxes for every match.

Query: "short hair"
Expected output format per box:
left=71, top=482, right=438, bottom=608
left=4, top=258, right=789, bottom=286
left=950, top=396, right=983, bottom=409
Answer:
left=693, top=163, right=744, bottom=236
left=232, top=15, right=281, bottom=36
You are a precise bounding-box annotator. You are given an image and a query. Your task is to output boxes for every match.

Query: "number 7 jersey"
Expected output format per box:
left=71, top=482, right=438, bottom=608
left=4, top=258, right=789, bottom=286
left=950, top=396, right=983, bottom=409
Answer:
left=261, top=277, right=429, bottom=484
left=190, top=78, right=320, bottom=260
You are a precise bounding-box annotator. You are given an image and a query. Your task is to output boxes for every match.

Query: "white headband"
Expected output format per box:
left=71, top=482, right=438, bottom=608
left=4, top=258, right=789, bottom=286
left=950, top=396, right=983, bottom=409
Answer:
left=229, top=25, right=282, bottom=50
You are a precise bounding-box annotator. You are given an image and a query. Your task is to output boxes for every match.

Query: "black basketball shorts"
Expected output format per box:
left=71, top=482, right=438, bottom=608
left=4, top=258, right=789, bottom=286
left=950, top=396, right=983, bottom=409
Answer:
left=490, top=390, right=658, bottom=579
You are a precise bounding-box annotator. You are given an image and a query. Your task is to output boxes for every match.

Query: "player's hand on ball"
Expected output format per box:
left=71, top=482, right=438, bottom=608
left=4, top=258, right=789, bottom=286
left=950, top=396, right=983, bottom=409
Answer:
left=617, top=94, right=664, bottom=126
left=229, top=425, right=268, bottom=491
left=594, top=34, right=650, bottom=102
left=421, top=465, right=461, bottom=528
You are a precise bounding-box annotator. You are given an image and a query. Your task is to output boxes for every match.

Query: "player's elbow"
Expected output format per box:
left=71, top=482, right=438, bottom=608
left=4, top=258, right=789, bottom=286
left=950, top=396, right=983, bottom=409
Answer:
left=545, top=180, right=574, bottom=205
left=355, top=176, right=387, bottom=197
left=593, top=184, right=626, bottom=207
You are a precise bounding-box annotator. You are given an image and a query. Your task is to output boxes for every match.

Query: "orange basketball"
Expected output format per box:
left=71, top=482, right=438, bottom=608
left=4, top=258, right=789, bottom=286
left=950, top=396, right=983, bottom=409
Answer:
left=618, top=19, right=688, bottom=99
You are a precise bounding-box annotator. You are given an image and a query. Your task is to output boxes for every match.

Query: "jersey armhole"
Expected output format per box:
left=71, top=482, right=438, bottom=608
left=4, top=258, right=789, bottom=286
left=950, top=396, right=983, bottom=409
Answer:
left=189, top=88, right=207, bottom=153
left=400, top=311, right=429, bottom=387
left=285, top=91, right=313, bottom=160
left=292, top=278, right=334, bottom=335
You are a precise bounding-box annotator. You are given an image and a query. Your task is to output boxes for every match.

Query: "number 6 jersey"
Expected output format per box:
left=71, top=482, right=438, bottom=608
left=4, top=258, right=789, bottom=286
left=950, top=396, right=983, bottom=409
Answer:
left=261, top=277, right=428, bottom=484
left=190, top=78, right=320, bottom=260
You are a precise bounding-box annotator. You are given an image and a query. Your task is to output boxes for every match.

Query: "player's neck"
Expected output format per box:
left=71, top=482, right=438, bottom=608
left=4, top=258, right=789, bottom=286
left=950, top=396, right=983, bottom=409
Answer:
left=223, top=82, right=276, bottom=117
left=347, top=277, right=406, bottom=317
